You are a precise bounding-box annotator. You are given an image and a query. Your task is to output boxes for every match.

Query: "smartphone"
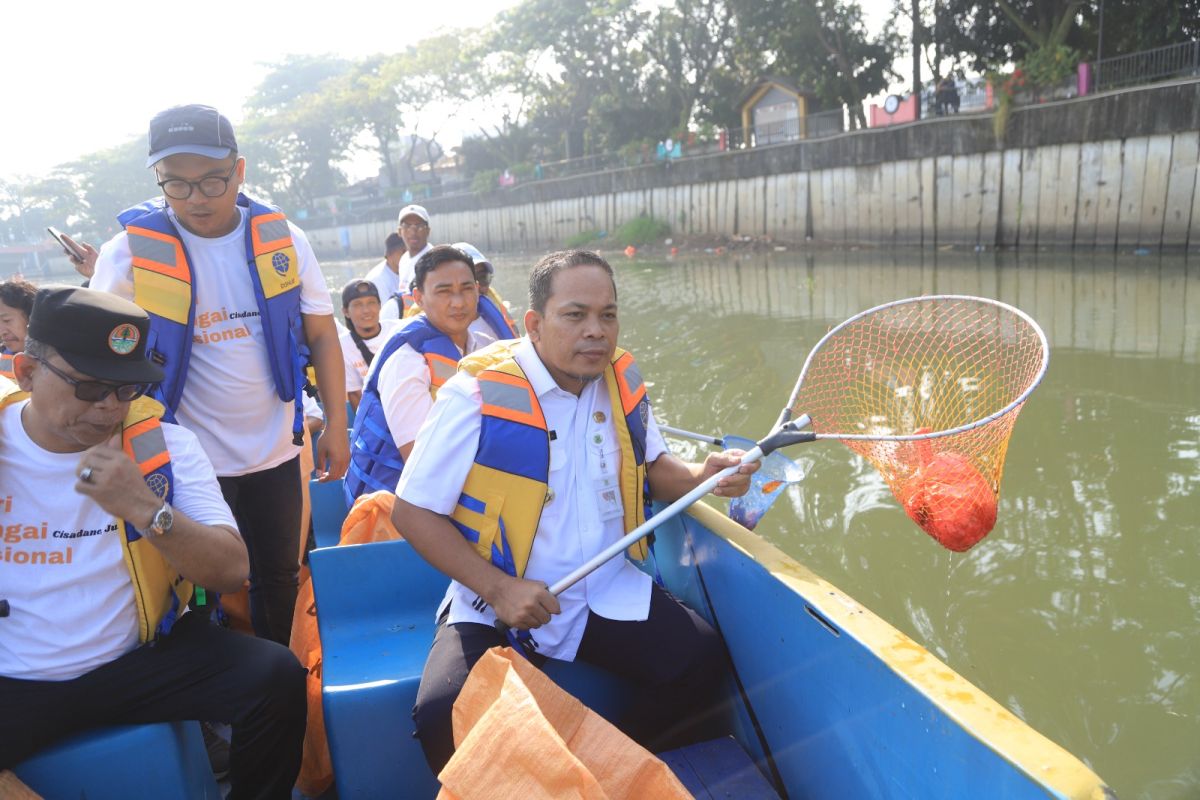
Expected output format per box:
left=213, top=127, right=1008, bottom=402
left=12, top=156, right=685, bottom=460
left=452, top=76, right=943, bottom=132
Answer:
left=47, top=226, right=86, bottom=261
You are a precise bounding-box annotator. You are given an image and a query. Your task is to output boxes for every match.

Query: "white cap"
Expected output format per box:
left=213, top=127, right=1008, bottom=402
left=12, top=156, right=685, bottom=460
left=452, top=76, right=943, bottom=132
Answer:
left=452, top=241, right=488, bottom=267
left=397, top=204, right=430, bottom=225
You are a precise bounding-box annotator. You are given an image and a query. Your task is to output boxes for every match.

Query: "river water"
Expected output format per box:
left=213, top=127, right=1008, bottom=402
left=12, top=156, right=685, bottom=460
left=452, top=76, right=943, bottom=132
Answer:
left=326, top=248, right=1198, bottom=799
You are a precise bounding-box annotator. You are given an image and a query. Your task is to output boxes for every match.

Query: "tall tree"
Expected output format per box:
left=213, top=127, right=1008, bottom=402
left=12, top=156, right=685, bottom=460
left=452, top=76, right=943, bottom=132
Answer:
left=640, top=0, right=738, bottom=130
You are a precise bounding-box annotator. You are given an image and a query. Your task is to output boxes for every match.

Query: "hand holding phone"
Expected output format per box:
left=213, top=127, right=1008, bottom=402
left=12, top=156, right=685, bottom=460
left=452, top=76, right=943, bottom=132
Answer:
left=47, top=227, right=86, bottom=261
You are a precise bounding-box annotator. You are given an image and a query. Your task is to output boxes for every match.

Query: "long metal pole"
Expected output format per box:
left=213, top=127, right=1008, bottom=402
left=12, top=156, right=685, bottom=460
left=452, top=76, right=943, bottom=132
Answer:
left=1096, top=0, right=1105, bottom=90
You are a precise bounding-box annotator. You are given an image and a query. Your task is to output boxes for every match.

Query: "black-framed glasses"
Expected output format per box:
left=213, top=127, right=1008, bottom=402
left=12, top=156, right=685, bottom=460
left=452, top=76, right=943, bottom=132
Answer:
left=31, top=355, right=151, bottom=402
left=156, top=162, right=238, bottom=200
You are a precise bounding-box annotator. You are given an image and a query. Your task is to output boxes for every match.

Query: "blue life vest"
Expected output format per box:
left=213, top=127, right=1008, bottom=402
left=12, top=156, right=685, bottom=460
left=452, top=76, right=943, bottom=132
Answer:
left=117, top=194, right=310, bottom=445
left=344, top=315, right=463, bottom=505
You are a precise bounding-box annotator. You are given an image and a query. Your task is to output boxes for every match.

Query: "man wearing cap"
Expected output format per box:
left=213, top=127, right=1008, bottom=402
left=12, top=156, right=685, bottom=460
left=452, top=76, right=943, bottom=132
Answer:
left=339, top=278, right=400, bottom=410
left=380, top=204, right=433, bottom=322
left=0, top=287, right=306, bottom=797
left=88, top=104, right=348, bottom=646
left=363, top=231, right=407, bottom=303
left=344, top=246, right=501, bottom=505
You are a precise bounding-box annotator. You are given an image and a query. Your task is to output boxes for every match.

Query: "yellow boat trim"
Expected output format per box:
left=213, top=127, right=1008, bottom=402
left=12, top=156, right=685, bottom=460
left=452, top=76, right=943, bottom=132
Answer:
left=686, top=500, right=1112, bottom=800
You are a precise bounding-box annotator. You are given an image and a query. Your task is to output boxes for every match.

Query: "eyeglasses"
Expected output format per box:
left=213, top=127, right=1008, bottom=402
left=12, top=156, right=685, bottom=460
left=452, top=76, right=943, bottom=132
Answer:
left=156, top=162, right=238, bottom=200
left=31, top=355, right=151, bottom=402
left=399, top=222, right=429, bottom=232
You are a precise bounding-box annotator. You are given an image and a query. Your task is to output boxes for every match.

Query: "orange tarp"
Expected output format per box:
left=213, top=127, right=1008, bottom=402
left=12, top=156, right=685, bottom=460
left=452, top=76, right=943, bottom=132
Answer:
left=437, top=648, right=690, bottom=800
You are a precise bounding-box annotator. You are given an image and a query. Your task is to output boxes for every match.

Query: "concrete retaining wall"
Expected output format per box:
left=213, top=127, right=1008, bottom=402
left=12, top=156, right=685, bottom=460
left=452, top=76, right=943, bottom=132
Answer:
left=303, top=80, right=1200, bottom=255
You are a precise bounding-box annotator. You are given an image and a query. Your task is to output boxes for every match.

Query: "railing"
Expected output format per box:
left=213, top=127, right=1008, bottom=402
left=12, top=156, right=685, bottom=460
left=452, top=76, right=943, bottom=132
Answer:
left=1094, top=40, right=1200, bottom=91
left=727, top=108, right=848, bottom=149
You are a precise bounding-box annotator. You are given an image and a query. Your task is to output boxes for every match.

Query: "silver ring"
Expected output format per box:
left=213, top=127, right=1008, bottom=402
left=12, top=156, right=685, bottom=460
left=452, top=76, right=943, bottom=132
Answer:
left=79, top=466, right=94, bottom=483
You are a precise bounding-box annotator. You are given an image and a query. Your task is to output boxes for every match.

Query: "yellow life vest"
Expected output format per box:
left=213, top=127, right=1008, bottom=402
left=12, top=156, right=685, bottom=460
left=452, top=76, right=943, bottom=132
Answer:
left=0, top=382, right=191, bottom=643
left=450, top=341, right=652, bottom=579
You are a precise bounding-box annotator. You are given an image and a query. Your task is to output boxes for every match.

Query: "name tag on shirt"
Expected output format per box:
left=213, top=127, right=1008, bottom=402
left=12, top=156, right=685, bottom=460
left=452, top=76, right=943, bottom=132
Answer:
left=596, top=484, right=623, bottom=521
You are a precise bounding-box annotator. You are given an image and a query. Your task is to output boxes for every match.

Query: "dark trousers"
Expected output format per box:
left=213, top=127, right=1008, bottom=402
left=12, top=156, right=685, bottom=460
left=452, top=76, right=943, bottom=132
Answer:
left=218, top=455, right=302, bottom=645
left=412, top=583, right=728, bottom=773
left=0, top=612, right=307, bottom=800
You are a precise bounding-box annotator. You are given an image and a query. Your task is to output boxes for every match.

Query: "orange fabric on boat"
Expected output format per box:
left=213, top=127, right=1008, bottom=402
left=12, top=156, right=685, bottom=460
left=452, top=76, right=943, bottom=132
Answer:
left=436, top=647, right=690, bottom=800
left=291, top=490, right=404, bottom=796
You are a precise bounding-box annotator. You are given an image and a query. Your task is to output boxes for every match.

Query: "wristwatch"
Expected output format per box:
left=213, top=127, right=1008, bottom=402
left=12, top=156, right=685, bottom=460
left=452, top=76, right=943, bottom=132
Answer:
left=147, top=501, right=175, bottom=537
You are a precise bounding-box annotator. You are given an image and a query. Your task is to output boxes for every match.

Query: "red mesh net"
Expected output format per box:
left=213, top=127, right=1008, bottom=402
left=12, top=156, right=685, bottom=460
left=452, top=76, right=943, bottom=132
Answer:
left=791, top=297, right=1047, bottom=552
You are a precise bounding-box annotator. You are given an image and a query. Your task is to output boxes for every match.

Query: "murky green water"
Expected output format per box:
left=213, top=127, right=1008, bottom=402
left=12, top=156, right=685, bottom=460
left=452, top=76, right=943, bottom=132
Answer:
left=325, top=249, right=1198, bottom=799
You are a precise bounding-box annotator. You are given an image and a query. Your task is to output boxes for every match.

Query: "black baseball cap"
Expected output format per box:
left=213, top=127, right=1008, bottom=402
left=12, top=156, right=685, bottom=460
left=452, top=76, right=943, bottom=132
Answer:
left=146, top=104, right=238, bottom=168
left=27, top=287, right=165, bottom=384
left=342, top=279, right=381, bottom=308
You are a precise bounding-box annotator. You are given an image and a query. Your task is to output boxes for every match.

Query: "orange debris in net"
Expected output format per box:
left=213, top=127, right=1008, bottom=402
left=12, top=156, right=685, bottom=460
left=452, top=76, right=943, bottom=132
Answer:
left=898, top=430, right=997, bottom=552
left=761, top=479, right=784, bottom=494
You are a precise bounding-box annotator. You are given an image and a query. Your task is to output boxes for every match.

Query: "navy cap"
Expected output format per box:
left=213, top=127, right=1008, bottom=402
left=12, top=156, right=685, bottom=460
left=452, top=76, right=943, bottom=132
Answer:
left=342, top=279, right=381, bottom=308
left=28, top=287, right=164, bottom=384
left=146, top=104, right=237, bottom=168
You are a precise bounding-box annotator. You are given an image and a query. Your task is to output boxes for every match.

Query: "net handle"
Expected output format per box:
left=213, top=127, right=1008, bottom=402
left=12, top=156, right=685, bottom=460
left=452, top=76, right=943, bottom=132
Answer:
left=779, top=294, right=1050, bottom=443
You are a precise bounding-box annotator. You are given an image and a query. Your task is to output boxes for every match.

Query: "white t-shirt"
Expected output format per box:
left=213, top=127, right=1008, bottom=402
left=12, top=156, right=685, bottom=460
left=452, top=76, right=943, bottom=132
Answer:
left=396, top=338, right=667, bottom=661
left=0, top=400, right=237, bottom=681
left=371, top=325, right=494, bottom=451
left=339, top=319, right=401, bottom=393
left=364, top=258, right=401, bottom=301
left=379, top=243, right=432, bottom=321
left=91, top=207, right=335, bottom=476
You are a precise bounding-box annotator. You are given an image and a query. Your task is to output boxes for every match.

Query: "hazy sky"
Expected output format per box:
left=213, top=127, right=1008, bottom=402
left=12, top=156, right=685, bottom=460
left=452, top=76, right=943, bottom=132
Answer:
left=2, top=0, right=897, bottom=183
left=0, top=0, right=521, bottom=180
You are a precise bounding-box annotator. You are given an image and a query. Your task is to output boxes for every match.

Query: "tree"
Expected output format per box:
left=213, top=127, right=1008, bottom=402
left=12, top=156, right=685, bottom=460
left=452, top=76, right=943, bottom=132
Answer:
left=640, top=0, right=738, bottom=131
left=334, top=56, right=406, bottom=189
left=242, top=55, right=358, bottom=210
left=63, top=138, right=149, bottom=241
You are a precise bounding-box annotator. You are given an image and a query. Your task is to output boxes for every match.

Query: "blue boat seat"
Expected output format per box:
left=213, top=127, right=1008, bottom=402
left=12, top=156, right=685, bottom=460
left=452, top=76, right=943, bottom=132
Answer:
left=309, top=477, right=349, bottom=549
left=12, top=721, right=219, bottom=800
left=311, top=539, right=446, bottom=799
left=658, top=736, right=781, bottom=799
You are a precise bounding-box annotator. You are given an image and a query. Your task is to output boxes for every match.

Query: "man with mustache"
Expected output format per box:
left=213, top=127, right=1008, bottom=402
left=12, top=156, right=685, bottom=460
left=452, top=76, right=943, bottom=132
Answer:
left=394, top=249, right=759, bottom=772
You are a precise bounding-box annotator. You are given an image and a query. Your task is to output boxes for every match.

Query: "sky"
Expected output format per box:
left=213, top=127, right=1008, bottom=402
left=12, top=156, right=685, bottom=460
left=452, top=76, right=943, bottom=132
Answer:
left=0, top=0, right=522, bottom=181
left=2, top=0, right=900, bottom=184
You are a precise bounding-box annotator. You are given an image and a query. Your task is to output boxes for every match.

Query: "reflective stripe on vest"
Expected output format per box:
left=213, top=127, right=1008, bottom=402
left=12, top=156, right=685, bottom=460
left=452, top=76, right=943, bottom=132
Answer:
left=450, top=344, right=650, bottom=579
left=344, top=315, right=464, bottom=505
left=0, top=352, right=13, bottom=380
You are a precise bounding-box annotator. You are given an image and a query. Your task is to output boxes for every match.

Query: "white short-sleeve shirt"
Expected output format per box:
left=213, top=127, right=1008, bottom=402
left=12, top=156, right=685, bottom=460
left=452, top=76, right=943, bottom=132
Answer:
left=396, top=337, right=666, bottom=661
left=371, top=324, right=494, bottom=451
left=379, top=244, right=432, bottom=321
left=339, top=320, right=401, bottom=393
left=91, top=206, right=335, bottom=476
left=0, top=400, right=237, bottom=681
left=364, top=259, right=401, bottom=301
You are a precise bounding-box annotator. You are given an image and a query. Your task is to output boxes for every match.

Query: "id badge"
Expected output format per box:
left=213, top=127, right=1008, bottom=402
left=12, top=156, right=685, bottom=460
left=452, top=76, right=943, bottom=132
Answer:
left=596, top=484, right=623, bottom=521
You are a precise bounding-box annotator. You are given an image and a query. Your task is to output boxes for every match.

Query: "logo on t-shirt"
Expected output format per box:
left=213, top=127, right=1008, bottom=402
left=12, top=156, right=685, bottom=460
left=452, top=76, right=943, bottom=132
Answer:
left=271, top=251, right=290, bottom=276
left=108, top=324, right=140, bottom=355
left=146, top=473, right=170, bottom=500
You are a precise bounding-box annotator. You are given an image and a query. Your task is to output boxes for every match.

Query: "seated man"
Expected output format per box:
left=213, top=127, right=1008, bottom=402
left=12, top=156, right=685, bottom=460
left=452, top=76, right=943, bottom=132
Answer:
left=344, top=246, right=502, bottom=504
left=338, top=279, right=400, bottom=410
left=452, top=241, right=520, bottom=338
left=394, top=249, right=758, bottom=772
left=0, top=287, right=305, bottom=798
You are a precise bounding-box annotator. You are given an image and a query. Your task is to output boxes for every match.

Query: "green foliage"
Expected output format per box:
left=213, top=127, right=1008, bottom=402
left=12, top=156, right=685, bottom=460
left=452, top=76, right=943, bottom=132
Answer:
left=1020, top=44, right=1081, bottom=86
left=471, top=169, right=502, bottom=194
left=612, top=215, right=670, bottom=247
left=565, top=229, right=601, bottom=247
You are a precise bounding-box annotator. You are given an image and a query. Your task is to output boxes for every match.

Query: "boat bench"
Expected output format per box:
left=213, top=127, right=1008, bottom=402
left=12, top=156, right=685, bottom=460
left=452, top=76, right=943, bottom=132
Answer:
left=309, top=538, right=635, bottom=800
left=308, top=477, right=349, bottom=549
left=12, top=721, right=219, bottom=800
left=659, top=736, right=782, bottom=799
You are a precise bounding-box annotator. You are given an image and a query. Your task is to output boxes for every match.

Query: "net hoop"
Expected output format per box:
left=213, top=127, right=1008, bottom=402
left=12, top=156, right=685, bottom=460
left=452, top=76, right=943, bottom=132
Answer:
left=790, top=295, right=1049, bottom=442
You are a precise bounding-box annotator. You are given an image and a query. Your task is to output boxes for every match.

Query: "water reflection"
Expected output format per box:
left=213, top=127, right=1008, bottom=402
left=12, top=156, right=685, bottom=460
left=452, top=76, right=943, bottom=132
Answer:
left=322, top=249, right=1199, bottom=799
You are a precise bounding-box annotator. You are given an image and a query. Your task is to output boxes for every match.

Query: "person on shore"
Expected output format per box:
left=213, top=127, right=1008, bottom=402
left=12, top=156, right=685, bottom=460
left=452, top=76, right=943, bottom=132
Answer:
left=0, top=287, right=306, bottom=798
left=0, top=277, right=36, bottom=379
left=395, top=249, right=759, bottom=772
left=364, top=232, right=407, bottom=303
left=380, top=204, right=433, bottom=322
left=344, top=246, right=497, bottom=505
left=88, top=103, right=349, bottom=646
left=339, top=279, right=400, bottom=410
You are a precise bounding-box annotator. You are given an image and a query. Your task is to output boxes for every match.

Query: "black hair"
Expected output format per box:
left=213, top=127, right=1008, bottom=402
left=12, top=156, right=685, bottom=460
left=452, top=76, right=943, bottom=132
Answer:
left=0, top=278, right=37, bottom=319
left=527, top=250, right=615, bottom=313
left=385, top=232, right=405, bottom=255
left=413, top=245, right=474, bottom=291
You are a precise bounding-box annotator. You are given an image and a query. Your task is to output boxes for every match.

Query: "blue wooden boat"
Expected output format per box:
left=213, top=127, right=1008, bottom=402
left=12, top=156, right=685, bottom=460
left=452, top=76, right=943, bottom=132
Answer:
left=310, top=499, right=1113, bottom=799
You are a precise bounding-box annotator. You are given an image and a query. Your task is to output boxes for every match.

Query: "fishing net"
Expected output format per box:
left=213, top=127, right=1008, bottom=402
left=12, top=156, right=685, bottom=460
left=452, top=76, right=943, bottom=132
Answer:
left=788, top=296, right=1049, bottom=552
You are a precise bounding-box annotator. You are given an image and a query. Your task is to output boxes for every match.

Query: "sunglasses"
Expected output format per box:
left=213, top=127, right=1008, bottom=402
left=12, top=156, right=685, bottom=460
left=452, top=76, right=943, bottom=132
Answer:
left=31, top=355, right=151, bottom=402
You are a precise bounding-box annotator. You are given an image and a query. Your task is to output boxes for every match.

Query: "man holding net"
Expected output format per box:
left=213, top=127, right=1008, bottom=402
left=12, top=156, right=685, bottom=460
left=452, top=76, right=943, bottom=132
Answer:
left=393, top=249, right=760, bottom=772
